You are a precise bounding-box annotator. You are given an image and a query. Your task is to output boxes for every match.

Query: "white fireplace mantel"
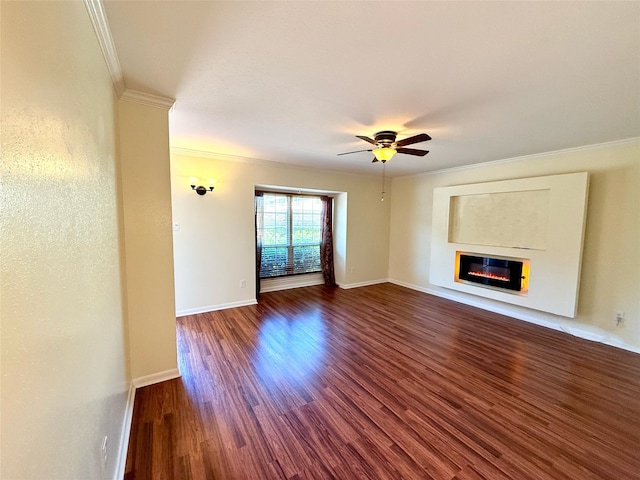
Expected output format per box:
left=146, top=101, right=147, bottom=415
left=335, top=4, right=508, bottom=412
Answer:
left=430, top=172, right=589, bottom=317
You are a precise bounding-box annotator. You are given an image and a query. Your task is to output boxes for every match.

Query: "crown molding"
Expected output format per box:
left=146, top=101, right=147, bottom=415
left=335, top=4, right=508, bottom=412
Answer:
left=171, top=147, right=260, bottom=163
left=84, top=0, right=176, bottom=109
left=397, top=137, right=640, bottom=180
left=120, top=89, right=175, bottom=110
left=83, top=0, right=125, bottom=96
left=170, top=147, right=380, bottom=179
left=171, top=147, right=330, bottom=170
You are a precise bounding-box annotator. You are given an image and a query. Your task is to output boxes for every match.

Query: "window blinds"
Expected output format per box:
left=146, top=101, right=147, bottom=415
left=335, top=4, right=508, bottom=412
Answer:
left=257, top=192, right=323, bottom=278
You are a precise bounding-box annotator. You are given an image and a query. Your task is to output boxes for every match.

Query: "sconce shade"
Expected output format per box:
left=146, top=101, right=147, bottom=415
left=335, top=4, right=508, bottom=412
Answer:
left=372, top=147, right=396, bottom=162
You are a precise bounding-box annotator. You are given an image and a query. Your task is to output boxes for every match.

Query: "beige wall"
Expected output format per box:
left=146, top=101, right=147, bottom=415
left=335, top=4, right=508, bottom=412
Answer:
left=389, top=140, right=640, bottom=351
left=118, top=100, right=178, bottom=380
left=170, top=153, right=391, bottom=313
left=1, top=2, right=129, bottom=478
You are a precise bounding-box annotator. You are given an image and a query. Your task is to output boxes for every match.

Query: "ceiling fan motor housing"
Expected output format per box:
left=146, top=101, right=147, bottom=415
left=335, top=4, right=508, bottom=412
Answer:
left=374, top=131, right=398, bottom=146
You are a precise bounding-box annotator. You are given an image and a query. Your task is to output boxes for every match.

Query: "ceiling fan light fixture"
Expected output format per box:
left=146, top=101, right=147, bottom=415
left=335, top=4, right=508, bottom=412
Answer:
left=373, top=147, right=396, bottom=162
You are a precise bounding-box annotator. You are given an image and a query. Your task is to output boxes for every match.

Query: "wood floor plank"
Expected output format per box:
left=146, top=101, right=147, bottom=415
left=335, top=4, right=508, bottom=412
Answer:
left=125, top=283, right=640, bottom=479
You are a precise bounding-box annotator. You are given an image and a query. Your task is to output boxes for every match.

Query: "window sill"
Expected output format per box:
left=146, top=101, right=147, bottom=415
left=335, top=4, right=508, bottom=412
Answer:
left=260, top=272, right=324, bottom=293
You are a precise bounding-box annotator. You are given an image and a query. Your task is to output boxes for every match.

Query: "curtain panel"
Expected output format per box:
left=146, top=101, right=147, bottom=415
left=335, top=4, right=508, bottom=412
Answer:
left=320, top=196, right=336, bottom=286
left=254, top=191, right=264, bottom=298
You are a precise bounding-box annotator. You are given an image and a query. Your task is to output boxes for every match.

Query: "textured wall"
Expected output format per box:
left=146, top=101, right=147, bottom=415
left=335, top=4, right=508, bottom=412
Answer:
left=1, top=2, right=130, bottom=478
left=389, top=140, right=640, bottom=351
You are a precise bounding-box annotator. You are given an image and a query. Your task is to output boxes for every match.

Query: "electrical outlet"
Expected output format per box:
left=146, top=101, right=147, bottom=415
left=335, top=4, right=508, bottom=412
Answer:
left=101, top=436, right=108, bottom=470
left=172, top=222, right=180, bottom=232
left=615, top=311, right=625, bottom=326
left=349, top=267, right=355, bottom=273
left=240, top=279, right=246, bottom=288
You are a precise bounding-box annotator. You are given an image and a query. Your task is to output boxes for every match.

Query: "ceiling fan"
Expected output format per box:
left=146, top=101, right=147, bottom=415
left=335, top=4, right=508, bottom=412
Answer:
left=338, top=130, right=431, bottom=163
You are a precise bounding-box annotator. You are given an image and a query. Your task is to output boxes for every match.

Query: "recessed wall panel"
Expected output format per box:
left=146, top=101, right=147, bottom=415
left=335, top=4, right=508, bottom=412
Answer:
left=449, top=189, right=550, bottom=250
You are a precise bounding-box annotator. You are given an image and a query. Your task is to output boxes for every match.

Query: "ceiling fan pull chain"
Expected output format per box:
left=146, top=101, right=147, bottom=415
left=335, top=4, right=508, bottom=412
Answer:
left=381, top=163, right=386, bottom=202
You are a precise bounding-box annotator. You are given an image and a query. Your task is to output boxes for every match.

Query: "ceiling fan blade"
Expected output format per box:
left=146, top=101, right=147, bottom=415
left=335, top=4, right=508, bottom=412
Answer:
left=395, top=133, right=432, bottom=147
left=371, top=157, right=379, bottom=163
left=337, top=149, right=372, bottom=156
left=356, top=135, right=377, bottom=145
left=396, top=147, right=429, bottom=157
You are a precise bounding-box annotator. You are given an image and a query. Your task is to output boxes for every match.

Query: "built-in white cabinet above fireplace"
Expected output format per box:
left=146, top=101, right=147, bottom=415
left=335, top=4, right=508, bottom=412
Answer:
left=430, top=172, right=589, bottom=317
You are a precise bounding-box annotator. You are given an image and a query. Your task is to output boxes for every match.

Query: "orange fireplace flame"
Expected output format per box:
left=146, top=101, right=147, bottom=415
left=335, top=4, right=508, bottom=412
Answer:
left=468, top=271, right=511, bottom=282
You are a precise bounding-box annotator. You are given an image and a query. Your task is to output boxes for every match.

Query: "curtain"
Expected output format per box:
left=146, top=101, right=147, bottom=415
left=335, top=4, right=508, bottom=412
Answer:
left=255, top=191, right=264, bottom=298
left=320, top=196, right=336, bottom=286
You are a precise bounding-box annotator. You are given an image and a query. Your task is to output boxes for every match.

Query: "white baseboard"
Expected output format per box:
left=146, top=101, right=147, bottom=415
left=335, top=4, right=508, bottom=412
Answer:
left=389, top=279, right=640, bottom=355
left=337, top=278, right=389, bottom=290
left=176, top=299, right=257, bottom=317
left=114, top=383, right=136, bottom=480
left=132, top=368, right=181, bottom=389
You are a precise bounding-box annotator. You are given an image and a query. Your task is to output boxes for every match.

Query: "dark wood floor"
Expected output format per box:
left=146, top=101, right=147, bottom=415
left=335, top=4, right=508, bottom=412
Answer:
left=125, top=283, right=640, bottom=479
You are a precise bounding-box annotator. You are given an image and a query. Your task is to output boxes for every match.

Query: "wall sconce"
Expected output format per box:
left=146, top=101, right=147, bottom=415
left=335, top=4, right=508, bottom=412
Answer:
left=189, top=178, right=215, bottom=196
left=191, top=184, right=214, bottom=195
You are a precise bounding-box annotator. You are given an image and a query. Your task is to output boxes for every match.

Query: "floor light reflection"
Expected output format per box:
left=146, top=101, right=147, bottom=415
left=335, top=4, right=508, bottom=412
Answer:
left=253, top=308, right=327, bottom=385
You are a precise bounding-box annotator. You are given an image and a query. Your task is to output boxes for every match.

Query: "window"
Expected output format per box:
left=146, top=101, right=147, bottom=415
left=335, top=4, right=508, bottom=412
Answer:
left=257, top=193, right=323, bottom=278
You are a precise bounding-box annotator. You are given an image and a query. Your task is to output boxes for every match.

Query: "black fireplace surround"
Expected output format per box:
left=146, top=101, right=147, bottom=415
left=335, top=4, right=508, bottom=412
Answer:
left=458, top=254, right=524, bottom=292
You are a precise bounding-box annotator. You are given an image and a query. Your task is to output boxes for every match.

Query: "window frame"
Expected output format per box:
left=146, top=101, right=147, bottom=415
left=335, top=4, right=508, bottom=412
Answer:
left=258, top=192, right=323, bottom=279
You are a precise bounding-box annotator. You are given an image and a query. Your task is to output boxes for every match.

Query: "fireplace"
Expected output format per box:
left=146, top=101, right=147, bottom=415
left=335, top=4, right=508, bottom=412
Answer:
left=457, top=254, right=526, bottom=292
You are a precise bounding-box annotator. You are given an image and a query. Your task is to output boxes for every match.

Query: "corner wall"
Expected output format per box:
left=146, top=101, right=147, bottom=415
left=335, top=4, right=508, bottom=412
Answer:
left=118, top=98, right=178, bottom=381
left=389, top=140, right=640, bottom=351
left=1, top=2, right=130, bottom=478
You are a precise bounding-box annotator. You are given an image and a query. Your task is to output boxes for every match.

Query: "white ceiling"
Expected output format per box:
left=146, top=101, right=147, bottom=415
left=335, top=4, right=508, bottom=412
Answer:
left=103, top=1, right=640, bottom=177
